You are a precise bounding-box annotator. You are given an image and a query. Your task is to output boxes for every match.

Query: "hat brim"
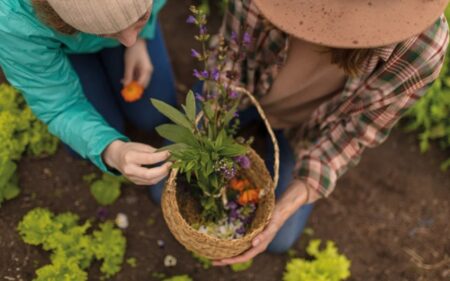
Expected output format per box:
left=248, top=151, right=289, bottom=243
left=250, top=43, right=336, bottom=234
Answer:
left=253, top=0, right=448, bottom=48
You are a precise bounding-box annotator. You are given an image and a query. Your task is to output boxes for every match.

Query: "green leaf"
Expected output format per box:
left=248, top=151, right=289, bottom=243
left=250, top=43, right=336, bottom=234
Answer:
left=223, top=102, right=239, bottom=125
left=219, top=143, right=248, bottom=157
left=151, top=99, right=192, bottom=129
left=230, top=259, right=253, bottom=272
left=3, top=182, right=20, bottom=200
left=185, top=90, right=197, bottom=122
left=155, top=124, right=198, bottom=147
left=89, top=175, right=122, bottom=206
left=203, top=101, right=215, bottom=120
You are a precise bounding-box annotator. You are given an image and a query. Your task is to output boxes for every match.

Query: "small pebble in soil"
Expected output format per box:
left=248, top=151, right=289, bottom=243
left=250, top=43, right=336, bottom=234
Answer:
left=157, top=239, right=165, bottom=248
left=164, top=255, right=177, bottom=267
left=115, top=213, right=129, bottom=229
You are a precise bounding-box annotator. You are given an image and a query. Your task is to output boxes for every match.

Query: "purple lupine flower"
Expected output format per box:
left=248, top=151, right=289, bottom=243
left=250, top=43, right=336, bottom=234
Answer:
left=195, top=93, right=205, bottom=102
left=227, top=201, right=238, bottom=210
left=211, top=69, right=220, bottom=81
left=231, top=31, right=238, bottom=43
left=193, top=69, right=209, bottom=80
left=229, top=91, right=239, bottom=100
left=243, top=32, right=252, bottom=45
left=199, top=25, right=208, bottom=35
left=191, top=49, right=201, bottom=59
left=229, top=209, right=239, bottom=220
left=234, top=155, right=251, bottom=169
left=186, top=15, right=196, bottom=24
left=236, top=226, right=246, bottom=235
left=201, top=70, right=209, bottom=79
left=233, top=112, right=240, bottom=118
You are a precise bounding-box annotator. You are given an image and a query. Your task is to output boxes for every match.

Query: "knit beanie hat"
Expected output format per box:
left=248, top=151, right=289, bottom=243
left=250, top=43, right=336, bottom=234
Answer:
left=47, top=0, right=153, bottom=34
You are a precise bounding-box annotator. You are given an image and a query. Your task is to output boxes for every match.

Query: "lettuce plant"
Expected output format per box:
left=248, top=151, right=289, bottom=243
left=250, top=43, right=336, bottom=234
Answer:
left=0, top=84, right=58, bottom=206
left=17, top=208, right=126, bottom=280
left=283, top=240, right=351, bottom=281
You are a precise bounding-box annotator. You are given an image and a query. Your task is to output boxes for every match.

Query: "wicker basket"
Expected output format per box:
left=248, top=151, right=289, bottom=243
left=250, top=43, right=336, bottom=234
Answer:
left=161, top=86, right=279, bottom=260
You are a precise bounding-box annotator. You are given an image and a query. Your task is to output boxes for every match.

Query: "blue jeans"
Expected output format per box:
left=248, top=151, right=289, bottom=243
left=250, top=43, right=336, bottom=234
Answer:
left=150, top=100, right=314, bottom=254
left=68, top=22, right=176, bottom=136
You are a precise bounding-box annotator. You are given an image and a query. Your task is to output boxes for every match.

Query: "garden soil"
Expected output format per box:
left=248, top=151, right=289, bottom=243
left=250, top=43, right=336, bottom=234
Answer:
left=1, top=1, right=449, bottom=280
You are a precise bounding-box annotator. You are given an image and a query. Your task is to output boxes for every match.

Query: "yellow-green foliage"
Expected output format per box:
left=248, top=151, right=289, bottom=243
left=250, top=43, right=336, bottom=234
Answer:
left=283, top=240, right=351, bottom=281
left=17, top=208, right=126, bottom=281
left=0, top=84, right=58, bottom=206
left=83, top=173, right=127, bottom=206
left=404, top=9, right=450, bottom=171
left=163, top=275, right=193, bottom=281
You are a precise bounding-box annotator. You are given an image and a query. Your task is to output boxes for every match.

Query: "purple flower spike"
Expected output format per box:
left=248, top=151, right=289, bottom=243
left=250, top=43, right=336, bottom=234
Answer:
left=234, top=155, right=251, bottom=169
left=193, top=69, right=202, bottom=79
left=186, top=15, right=196, bottom=24
left=231, top=31, right=238, bottom=42
left=236, top=226, right=246, bottom=235
left=195, top=93, right=205, bottom=102
left=228, top=201, right=238, bottom=210
left=243, top=32, right=252, bottom=45
left=233, top=112, right=240, bottom=118
left=201, top=70, right=209, bottom=79
left=229, top=91, right=239, bottom=99
left=199, top=25, right=208, bottom=35
left=211, top=69, right=220, bottom=81
left=191, top=48, right=201, bottom=59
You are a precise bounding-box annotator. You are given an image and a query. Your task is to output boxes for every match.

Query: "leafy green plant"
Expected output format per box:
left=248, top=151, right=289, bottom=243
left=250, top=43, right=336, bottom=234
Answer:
left=84, top=173, right=126, bottom=206
left=230, top=259, right=253, bottom=272
left=283, top=240, right=351, bottom=281
left=403, top=9, right=450, bottom=171
left=163, top=275, right=193, bottom=281
left=0, top=84, right=58, bottom=206
left=17, top=208, right=126, bottom=280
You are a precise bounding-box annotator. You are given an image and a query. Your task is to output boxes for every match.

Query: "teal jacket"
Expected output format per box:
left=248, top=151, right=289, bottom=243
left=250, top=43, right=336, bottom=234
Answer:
left=0, top=0, right=166, bottom=171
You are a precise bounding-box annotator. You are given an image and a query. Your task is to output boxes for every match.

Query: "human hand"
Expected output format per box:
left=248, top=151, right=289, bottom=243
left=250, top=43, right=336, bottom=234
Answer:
left=123, top=38, right=153, bottom=88
left=102, top=140, right=171, bottom=185
left=213, top=180, right=315, bottom=266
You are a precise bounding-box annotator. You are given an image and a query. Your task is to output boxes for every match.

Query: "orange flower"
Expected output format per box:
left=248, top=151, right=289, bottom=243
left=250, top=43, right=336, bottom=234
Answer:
left=238, top=189, right=260, bottom=205
left=229, top=178, right=250, bottom=192
left=121, top=81, right=144, bottom=102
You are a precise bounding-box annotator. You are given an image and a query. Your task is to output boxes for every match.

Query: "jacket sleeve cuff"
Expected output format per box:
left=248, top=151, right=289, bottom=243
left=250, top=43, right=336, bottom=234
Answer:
left=88, top=132, right=129, bottom=174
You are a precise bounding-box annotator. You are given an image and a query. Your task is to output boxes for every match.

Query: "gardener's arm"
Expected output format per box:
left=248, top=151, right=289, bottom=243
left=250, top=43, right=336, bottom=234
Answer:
left=0, top=34, right=170, bottom=185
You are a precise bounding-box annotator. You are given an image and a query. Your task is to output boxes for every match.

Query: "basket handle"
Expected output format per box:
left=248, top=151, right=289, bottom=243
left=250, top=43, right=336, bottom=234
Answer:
left=232, top=86, right=280, bottom=190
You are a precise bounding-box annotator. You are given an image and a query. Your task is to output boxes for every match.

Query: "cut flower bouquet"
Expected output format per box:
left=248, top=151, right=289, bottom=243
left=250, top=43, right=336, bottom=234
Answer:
left=151, top=6, right=279, bottom=259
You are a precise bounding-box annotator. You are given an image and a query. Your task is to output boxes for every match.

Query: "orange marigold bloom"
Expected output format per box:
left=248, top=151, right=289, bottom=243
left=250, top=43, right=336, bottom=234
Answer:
left=238, top=189, right=260, bottom=205
left=121, top=81, right=144, bottom=102
left=229, top=178, right=250, bottom=192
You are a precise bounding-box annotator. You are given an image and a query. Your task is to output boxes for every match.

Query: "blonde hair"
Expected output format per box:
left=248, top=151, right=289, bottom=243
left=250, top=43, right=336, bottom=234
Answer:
left=31, top=0, right=78, bottom=35
left=330, top=48, right=375, bottom=77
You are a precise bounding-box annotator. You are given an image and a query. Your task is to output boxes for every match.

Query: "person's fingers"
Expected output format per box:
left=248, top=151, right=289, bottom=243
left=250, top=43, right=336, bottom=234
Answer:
left=213, top=244, right=265, bottom=266
left=137, top=62, right=153, bottom=88
left=131, top=143, right=157, bottom=153
left=123, top=59, right=135, bottom=86
left=131, top=150, right=170, bottom=166
left=126, top=162, right=172, bottom=184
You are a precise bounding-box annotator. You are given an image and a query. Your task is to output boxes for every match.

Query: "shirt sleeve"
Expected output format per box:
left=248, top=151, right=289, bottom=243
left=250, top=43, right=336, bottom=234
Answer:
left=139, top=0, right=167, bottom=40
left=292, top=17, right=449, bottom=197
left=0, top=31, right=128, bottom=172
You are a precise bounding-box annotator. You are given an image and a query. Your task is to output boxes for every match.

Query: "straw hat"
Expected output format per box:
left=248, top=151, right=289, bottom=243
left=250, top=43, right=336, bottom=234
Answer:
left=253, top=0, right=449, bottom=48
left=47, top=0, right=153, bottom=34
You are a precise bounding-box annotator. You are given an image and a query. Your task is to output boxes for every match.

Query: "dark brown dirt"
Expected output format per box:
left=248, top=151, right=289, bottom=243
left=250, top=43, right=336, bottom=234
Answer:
left=1, top=1, right=449, bottom=280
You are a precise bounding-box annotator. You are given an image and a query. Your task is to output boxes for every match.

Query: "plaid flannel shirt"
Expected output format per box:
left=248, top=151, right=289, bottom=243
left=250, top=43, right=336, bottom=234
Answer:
left=214, top=0, right=449, bottom=197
